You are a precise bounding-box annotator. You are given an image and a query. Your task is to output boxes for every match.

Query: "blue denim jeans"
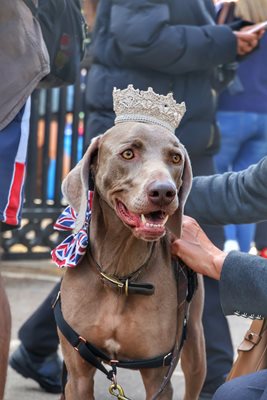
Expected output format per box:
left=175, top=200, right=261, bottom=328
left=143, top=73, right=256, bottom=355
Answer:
left=215, top=111, right=267, bottom=252
left=213, top=370, right=267, bottom=400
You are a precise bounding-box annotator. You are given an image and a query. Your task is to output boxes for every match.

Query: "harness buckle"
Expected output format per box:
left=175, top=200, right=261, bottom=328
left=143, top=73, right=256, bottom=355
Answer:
left=74, top=335, right=87, bottom=352
left=109, top=359, right=119, bottom=387
left=162, top=352, right=172, bottom=367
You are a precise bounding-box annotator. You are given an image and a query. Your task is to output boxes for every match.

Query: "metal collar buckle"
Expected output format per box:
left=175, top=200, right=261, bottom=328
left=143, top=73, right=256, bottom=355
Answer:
left=100, top=272, right=124, bottom=288
left=100, top=272, right=130, bottom=296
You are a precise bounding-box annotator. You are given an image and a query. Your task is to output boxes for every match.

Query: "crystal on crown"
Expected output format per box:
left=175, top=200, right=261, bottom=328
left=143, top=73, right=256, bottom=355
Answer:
left=113, top=85, right=186, bottom=133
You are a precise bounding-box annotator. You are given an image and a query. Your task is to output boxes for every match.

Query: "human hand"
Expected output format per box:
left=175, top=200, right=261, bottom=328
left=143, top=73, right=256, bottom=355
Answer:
left=234, top=29, right=262, bottom=56
left=171, top=216, right=226, bottom=280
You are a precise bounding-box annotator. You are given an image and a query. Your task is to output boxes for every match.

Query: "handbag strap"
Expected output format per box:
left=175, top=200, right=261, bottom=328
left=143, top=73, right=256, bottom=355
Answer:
left=238, top=319, right=266, bottom=351
left=249, top=319, right=266, bottom=336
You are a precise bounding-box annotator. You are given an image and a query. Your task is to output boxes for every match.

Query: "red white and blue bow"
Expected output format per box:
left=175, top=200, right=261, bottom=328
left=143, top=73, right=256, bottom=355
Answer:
left=51, top=191, right=93, bottom=268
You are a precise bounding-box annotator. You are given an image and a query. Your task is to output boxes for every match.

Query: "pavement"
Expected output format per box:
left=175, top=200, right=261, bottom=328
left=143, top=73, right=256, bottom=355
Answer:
left=1, top=259, right=250, bottom=400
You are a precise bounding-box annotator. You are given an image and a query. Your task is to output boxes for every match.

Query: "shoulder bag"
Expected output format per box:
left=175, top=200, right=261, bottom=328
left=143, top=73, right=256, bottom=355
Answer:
left=227, top=319, right=267, bottom=380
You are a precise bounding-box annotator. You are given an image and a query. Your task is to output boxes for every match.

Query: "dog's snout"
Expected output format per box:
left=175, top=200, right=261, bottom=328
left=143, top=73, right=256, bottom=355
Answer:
left=147, top=181, right=176, bottom=206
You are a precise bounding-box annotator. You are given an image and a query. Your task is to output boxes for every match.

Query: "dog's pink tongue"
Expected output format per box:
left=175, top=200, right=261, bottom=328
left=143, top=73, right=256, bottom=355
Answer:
left=117, top=201, right=141, bottom=227
left=123, top=212, right=141, bottom=227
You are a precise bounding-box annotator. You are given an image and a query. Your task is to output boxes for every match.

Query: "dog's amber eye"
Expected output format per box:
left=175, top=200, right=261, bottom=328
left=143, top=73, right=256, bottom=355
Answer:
left=121, top=149, right=134, bottom=159
left=172, top=154, right=182, bottom=164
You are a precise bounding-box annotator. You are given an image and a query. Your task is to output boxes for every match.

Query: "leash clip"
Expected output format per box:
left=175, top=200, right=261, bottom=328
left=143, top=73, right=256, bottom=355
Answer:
left=109, top=383, right=131, bottom=400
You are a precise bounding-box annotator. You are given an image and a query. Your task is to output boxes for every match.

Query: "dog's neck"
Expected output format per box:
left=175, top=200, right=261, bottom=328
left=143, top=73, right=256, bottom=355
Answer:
left=88, top=192, right=155, bottom=277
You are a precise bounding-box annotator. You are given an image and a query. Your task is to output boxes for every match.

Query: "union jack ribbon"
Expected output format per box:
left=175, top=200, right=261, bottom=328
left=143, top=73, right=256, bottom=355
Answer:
left=51, top=191, right=93, bottom=268
left=53, top=205, right=77, bottom=232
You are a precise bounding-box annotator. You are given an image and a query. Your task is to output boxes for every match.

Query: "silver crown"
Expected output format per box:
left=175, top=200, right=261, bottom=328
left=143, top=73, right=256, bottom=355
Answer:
left=113, top=85, right=186, bottom=133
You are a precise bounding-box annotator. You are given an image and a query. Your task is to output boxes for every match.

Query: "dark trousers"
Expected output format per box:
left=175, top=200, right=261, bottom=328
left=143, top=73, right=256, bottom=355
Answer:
left=190, top=155, right=234, bottom=392
left=19, top=281, right=61, bottom=358
left=255, top=221, right=267, bottom=251
left=213, top=370, right=267, bottom=400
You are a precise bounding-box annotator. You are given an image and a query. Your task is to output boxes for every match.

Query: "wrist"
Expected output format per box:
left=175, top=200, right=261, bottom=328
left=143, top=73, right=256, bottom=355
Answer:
left=212, top=252, right=227, bottom=280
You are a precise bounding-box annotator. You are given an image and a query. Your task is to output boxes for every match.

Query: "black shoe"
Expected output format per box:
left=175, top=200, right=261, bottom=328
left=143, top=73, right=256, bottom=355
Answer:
left=9, top=344, right=62, bottom=394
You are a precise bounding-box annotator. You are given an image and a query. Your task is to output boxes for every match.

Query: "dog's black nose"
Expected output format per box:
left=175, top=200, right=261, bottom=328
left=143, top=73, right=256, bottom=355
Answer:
left=147, top=181, right=176, bottom=206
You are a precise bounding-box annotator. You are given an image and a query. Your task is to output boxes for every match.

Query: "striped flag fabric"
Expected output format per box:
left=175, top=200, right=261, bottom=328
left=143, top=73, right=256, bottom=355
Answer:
left=51, top=190, right=93, bottom=268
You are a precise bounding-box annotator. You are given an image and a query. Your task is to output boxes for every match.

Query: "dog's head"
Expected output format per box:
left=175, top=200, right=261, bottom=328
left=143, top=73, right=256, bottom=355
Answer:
left=62, top=122, right=192, bottom=241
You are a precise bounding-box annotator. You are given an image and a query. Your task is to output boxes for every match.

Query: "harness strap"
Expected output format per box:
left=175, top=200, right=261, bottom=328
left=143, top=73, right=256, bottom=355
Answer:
left=53, top=293, right=177, bottom=375
left=53, top=294, right=111, bottom=376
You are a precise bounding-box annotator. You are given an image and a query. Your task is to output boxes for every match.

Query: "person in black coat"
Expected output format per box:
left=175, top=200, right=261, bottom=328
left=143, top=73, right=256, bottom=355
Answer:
left=9, top=1, right=260, bottom=397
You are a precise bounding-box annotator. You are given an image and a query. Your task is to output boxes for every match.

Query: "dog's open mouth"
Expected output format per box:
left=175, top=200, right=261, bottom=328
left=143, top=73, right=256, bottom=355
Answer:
left=115, top=200, right=169, bottom=240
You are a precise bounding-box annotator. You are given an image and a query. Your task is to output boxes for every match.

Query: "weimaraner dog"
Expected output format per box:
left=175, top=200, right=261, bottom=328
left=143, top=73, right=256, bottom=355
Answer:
left=57, top=121, right=206, bottom=399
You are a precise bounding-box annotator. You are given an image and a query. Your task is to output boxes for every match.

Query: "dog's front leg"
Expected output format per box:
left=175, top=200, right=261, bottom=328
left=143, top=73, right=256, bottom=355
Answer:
left=60, top=336, right=96, bottom=400
left=140, top=367, right=173, bottom=399
left=64, top=368, right=96, bottom=400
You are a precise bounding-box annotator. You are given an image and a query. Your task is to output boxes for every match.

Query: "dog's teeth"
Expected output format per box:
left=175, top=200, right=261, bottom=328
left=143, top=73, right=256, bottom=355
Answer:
left=145, top=223, right=163, bottom=228
left=141, top=214, right=168, bottom=229
left=162, top=216, right=169, bottom=225
left=141, top=214, right=147, bottom=224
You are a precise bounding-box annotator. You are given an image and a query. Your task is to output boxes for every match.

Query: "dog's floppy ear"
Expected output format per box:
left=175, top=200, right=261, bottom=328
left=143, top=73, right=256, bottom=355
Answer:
left=61, top=135, right=102, bottom=232
left=166, top=147, right=192, bottom=238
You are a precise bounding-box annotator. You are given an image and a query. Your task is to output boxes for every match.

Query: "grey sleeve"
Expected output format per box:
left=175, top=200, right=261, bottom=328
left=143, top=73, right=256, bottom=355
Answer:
left=219, top=251, right=267, bottom=318
left=185, top=157, right=267, bottom=225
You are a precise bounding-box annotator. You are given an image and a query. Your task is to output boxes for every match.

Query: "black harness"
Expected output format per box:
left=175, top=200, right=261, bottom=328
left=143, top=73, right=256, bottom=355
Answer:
left=53, top=259, right=197, bottom=397
left=54, top=293, right=179, bottom=373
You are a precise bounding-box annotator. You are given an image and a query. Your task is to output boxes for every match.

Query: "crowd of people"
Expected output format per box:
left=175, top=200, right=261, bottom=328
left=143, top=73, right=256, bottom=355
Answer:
left=1, top=0, right=267, bottom=399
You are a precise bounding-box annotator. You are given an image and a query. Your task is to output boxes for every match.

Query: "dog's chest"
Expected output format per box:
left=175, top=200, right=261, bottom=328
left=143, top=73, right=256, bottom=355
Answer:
left=62, top=263, right=179, bottom=359
left=90, top=291, right=178, bottom=358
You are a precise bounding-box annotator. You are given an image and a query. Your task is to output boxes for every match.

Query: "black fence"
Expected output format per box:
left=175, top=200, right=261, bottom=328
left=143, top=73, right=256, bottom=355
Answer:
left=2, top=70, right=88, bottom=260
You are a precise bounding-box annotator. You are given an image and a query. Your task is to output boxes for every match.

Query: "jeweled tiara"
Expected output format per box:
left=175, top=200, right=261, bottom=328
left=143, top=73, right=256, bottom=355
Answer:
left=113, top=85, right=186, bottom=133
